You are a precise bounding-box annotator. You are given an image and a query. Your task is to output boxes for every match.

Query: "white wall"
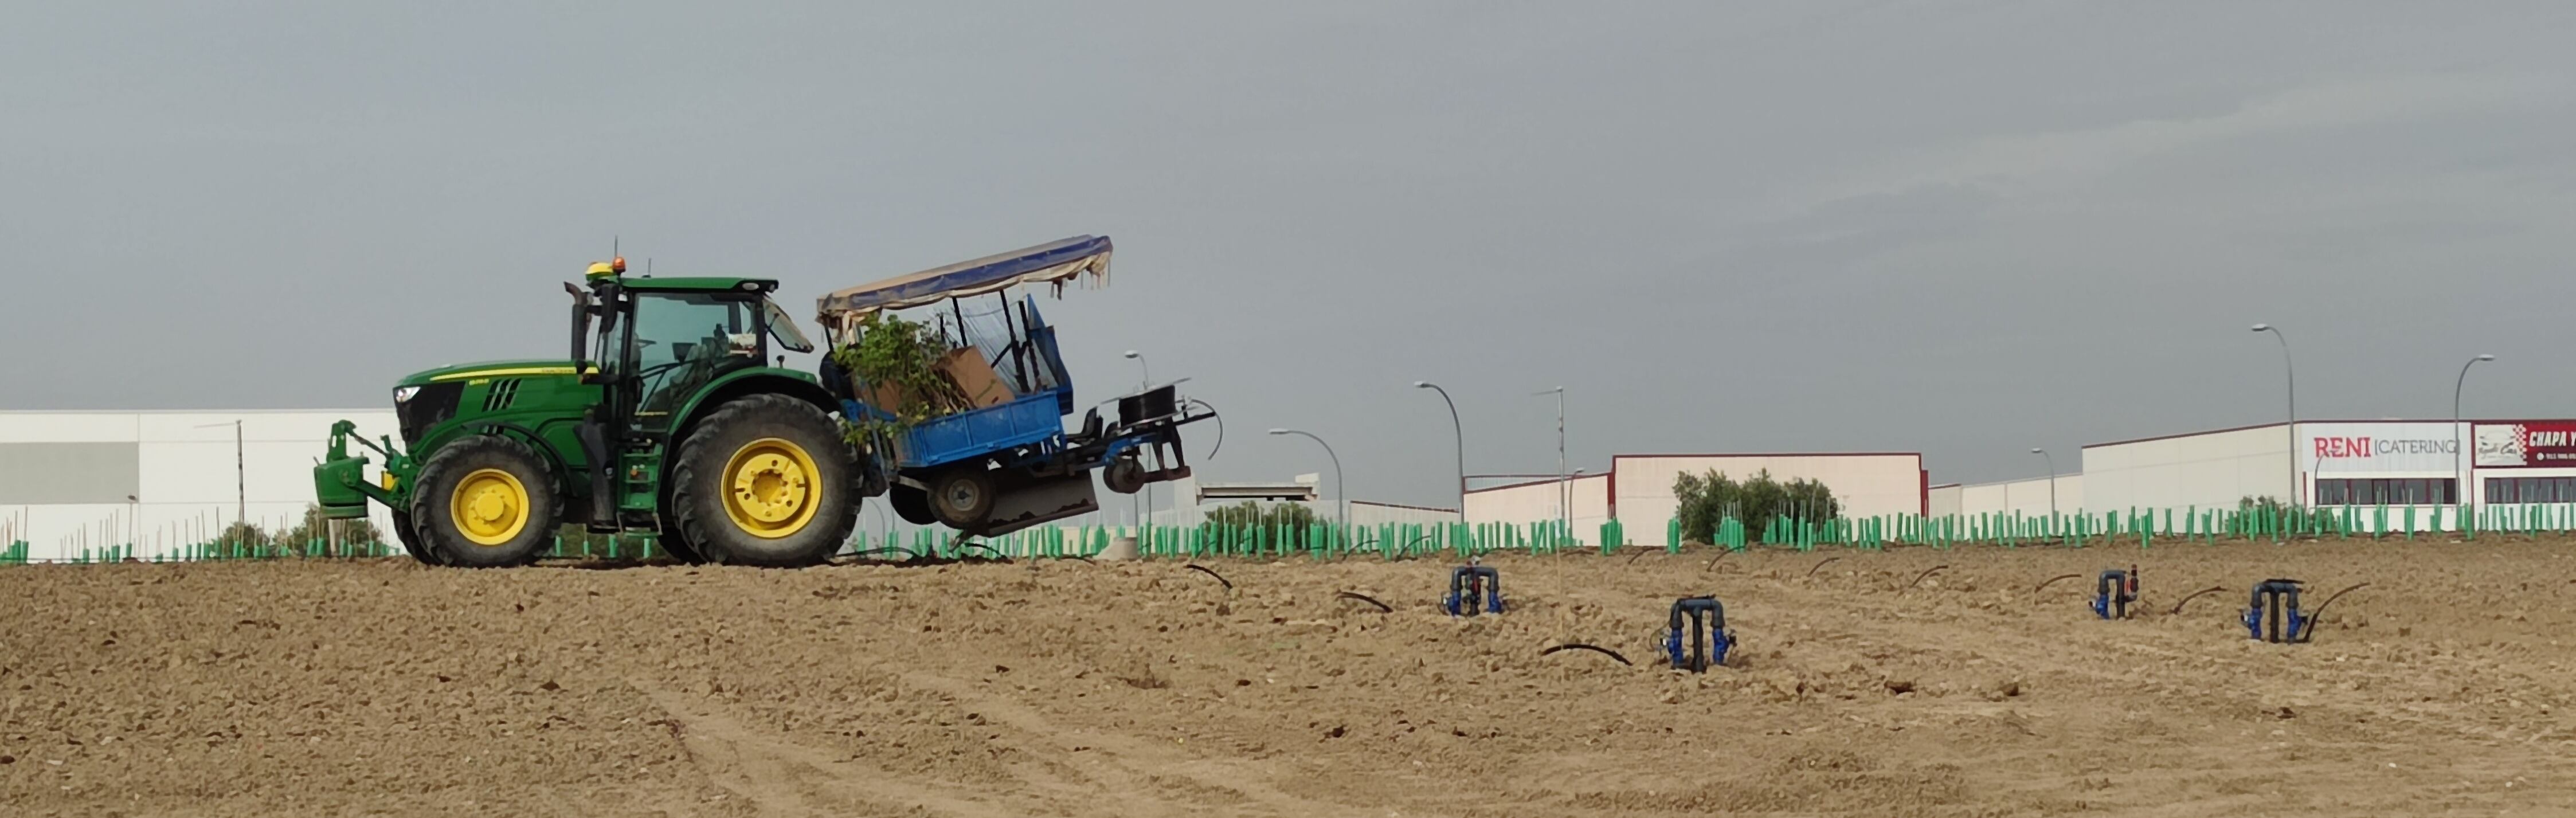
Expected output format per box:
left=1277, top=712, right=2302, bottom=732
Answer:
left=1958, top=474, right=2082, bottom=518
left=1611, top=454, right=1923, bottom=548
left=0, top=410, right=400, bottom=561
left=1463, top=474, right=1610, bottom=544
left=1349, top=501, right=1461, bottom=528
left=1928, top=484, right=1963, bottom=517
left=2081, top=424, right=2289, bottom=513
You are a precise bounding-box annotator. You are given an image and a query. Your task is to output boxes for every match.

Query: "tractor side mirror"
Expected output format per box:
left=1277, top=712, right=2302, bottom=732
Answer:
left=564, top=283, right=594, bottom=383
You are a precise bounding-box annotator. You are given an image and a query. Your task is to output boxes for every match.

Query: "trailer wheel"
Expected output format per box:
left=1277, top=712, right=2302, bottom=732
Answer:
left=929, top=467, right=995, bottom=529
left=890, top=486, right=935, bottom=525
left=412, top=436, right=559, bottom=568
left=671, top=394, right=857, bottom=567
left=1104, top=456, right=1146, bottom=495
left=389, top=509, right=442, bottom=565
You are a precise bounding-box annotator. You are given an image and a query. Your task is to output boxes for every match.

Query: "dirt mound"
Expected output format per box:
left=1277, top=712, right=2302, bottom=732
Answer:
left=8, top=540, right=2576, bottom=816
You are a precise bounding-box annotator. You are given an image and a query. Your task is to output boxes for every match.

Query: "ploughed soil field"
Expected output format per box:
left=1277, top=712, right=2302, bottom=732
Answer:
left=9, top=539, right=2576, bottom=817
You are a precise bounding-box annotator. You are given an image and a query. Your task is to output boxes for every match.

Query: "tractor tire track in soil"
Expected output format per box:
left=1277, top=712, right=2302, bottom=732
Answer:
left=9, top=540, right=2576, bottom=816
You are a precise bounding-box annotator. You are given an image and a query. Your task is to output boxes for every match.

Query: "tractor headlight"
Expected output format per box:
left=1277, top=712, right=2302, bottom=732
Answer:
left=393, top=386, right=420, bottom=404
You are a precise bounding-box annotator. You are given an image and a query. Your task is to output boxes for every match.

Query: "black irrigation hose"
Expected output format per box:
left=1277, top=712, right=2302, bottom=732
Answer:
left=1188, top=398, right=1223, bottom=460
left=1184, top=563, right=1232, bottom=590
left=1806, top=557, right=1842, bottom=577
left=1335, top=591, right=1392, bottom=613
left=2032, top=573, right=2085, bottom=595
left=1703, top=549, right=1733, bottom=572
left=1540, top=643, right=1633, bottom=666
left=1625, top=548, right=1651, bottom=566
left=2168, top=585, right=2227, bottom=616
left=2296, top=582, right=2371, bottom=643
left=1902, top=565, right=1949, bottom=593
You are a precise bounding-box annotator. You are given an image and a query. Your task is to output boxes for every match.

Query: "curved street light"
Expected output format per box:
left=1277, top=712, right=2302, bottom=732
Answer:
left=2251, top=324, right=2296, bottom=504
left=1270, top=428, right=1344, bottom=525
left=1414, top=381, right=1465, bottom=514
left=2454, top=354, right=2496, bottom=508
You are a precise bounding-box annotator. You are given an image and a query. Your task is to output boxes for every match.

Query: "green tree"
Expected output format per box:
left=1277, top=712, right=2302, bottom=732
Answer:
left=276, top=503, right=386, bottom=557
left=1672, top=468, right=1839, bottom=544
left=1200, top=500, right=1322, bottom=545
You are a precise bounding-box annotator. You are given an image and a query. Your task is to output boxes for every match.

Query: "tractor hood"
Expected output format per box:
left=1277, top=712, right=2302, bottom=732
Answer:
left=395, top=359, right=590, bottom=388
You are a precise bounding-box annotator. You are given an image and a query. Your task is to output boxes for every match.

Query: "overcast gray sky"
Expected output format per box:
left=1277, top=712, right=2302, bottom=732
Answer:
left=5, top=2, right=2573, bottom=507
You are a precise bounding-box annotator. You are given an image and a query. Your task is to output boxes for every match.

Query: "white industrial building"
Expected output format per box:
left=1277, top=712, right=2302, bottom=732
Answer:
left=1464, top=453, right=1926, bottom=547
left=0, top=410, right=402, bottom=561
left=1465, top=473, right=1613, bottom=544
left=2067, top=419, right=2576, bottom=529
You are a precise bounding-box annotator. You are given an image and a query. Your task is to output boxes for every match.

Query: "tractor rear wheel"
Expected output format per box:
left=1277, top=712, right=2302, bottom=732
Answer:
left=412, top=436, right=559, bottom=568
left=389, top=509, right=442, bottom=565
left=670, top=394, right=857, bottom=567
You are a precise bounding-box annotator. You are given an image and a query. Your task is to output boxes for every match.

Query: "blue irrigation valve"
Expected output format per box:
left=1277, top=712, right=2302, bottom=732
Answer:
left=2092, top=566, right=2139, bottom=620
left=1444, top=564, right=1504, bottom=616
left=2244, top=579, right=2311, bottom=643
left=1663, top=596, right=1734, bottom=672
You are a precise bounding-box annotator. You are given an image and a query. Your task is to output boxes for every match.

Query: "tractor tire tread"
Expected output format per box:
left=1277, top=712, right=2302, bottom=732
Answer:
left=670, top=394, right=858, bottom=567
left=409, top=435, right=560, bottom=568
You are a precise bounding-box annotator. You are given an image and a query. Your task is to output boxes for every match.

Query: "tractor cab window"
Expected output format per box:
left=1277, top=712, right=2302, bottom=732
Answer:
left=762, top=297, right=815, bottom=354
left=629, top=292, right=761, bottom=428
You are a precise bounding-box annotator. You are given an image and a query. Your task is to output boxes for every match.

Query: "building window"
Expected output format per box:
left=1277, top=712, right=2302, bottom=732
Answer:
left=2481, top=476, right=2576, bottom=504
left=2316, top=478, right=2457, bottom=506
left=2317, top=480, right=2348, bottom=505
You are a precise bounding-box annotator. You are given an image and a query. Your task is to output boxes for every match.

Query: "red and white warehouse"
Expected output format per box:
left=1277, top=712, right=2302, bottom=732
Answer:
left=1466, top=453, right=1927, bottom=547
left=1947, top=418, right=2576, bottom=530
left=1462, top=418, right=2576, bottom=544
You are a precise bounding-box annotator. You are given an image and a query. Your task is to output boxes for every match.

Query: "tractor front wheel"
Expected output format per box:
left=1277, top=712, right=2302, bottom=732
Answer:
left=670, top=394, right=858, bottom=567
left=412, top=436, right=559, bottom=568
left=390, top=509, right=442, bottom=565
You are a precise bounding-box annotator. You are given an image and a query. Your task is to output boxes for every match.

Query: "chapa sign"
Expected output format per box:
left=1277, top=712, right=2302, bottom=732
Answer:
left=2475, top=422, right=2576, bottom=468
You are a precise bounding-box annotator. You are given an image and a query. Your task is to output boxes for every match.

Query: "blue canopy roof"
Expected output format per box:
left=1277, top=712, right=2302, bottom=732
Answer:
left=816, top=235, right=1113, bottom=323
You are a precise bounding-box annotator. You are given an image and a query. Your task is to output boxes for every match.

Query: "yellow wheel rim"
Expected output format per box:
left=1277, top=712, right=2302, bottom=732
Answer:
left=722, top=437, right=822, bottom=539
left=449, top=468, right=531, bottom=547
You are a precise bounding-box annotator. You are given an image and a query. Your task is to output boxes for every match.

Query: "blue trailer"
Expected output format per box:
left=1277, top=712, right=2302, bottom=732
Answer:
left=815, top=236, right=1215, bottom=535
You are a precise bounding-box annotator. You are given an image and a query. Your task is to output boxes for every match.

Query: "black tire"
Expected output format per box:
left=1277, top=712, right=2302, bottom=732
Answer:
left=412, top=436, right=559, bottom=569
left=928, top=467, right=996, bottom=529
left=670, top=394, right=858, bottom=567
left=389, top=510, right=441, bottom=565
left=1103, top=456, right=1146, bottom=495
left=656, top=522, right=707, bottom=564
left=890, top=485, right=935, bottom=526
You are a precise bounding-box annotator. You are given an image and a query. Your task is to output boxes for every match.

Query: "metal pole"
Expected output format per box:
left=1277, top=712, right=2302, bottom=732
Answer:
left=1414, top=382, right=1465, bottom=514
left=1536, top=387, right=1566, bottom=544
left=1123, top=351, right=1150, bottom=528
left=2252, top=324, right=2295, bottom=504
left=2029, top=448, right=2057, bottom=522
left=1270, top=429, right=1344, bottom=525
left=2454, top=354, right=2496, bottom=508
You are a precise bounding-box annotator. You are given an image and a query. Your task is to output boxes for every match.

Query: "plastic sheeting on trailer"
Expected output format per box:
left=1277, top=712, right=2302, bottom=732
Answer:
left=815, top=235, right=1111, bottom=331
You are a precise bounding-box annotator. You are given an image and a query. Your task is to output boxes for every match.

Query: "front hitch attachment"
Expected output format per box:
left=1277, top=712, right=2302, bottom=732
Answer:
left=2092, top=566, right=2139, bottom=620
left=1663, top=596, right=1735, bottom=673
left=1443, top=564, right=1504, bottom=616
left=2243, top=579, right=2311, bottom=643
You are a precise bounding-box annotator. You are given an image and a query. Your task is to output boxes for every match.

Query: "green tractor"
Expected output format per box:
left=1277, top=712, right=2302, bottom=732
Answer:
left=314, top=257, right=881, bottom=567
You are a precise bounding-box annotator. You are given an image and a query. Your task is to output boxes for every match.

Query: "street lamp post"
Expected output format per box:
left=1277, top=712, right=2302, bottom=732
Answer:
left=2029, top=448, right=2058, bottom=527
left=1122, top=350, right=1150, bottom=527
left=1269, top=429, right=1344, bottom=526
left=195, top=420, right=245, bottom=529
left=2251, top=324, right=2296, bottom=504
left=1535, top=386, right=1566, bottom=544
left=1413, top=382, right=1465, bottom=514
left=2454, top=354, right=2496, bottom=508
